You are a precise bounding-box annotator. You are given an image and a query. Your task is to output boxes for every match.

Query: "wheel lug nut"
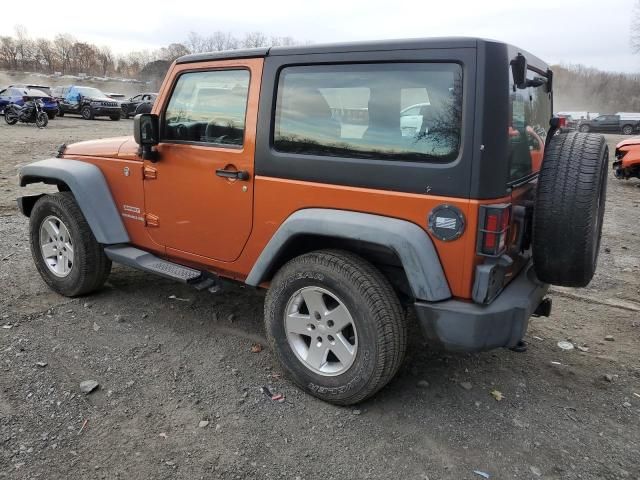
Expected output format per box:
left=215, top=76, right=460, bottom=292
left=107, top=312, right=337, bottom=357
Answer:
left=314, top=312, right=321, bottom=321
left=316, top=336, right=322, bottom=344
left=327, top=320, right=334, bottom=328
left=328, top=335, right=335, bottom=343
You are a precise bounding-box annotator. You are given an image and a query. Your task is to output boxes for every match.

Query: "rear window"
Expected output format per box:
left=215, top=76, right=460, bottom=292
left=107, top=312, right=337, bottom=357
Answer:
left=24, top=89, right=48, bottom=97
left=508, top=68, right=551, bottom=181
left=273, top=63, right=463, bottom=163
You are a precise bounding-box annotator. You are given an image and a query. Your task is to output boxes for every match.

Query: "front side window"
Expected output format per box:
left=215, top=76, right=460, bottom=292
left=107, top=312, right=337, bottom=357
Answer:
left=274, top=63, right=463, bottom=162
left=508, top=68, right=551, bottom=181
left=163, top=69, right=250, bottom=147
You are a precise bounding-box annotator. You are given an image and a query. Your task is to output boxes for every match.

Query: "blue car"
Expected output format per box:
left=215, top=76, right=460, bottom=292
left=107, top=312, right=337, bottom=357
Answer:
left=0, top=86, right=59, bottom=119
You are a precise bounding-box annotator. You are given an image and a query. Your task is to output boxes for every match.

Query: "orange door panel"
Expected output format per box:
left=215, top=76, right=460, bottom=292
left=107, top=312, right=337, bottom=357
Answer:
left=142, top=58, right=263, bottom=262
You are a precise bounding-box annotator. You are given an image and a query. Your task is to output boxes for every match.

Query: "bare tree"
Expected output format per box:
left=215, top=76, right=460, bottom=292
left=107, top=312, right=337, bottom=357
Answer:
left=53, top=34, right=75, bottom=74
left=242, top=31, right=268, bottom=48
left=35, top=38, right=56, bottom=73
left=97, top=46, right=114, bottom=76
left=0, top=36, right=19, bottom=70
left=14, top=25, right=34, bottom=70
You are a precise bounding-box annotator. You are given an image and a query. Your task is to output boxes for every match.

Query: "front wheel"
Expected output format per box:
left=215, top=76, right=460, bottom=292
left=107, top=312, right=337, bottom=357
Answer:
left=110, top=113, right=121, bottom=121
left=622, top=124, right=634, bottom=135
left=579, top=124, right=590, bottom=133
left=81, top=105, right=94, bottom=120
left=264, top=250, right=407, bottom=405
left=29, top=192, right=112, bottom=297
left=35, top=112, right=48, bottom=128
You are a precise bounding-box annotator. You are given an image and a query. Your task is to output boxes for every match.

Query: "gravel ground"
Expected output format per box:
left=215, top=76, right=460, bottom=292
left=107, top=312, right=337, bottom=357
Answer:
left=1, top=117, right=639, bottom=479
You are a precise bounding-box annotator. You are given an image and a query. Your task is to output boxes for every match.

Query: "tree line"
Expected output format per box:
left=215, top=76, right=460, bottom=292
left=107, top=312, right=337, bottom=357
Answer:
left=552, top=64, right=640, bottom=114
left=0, top=26, right=300, bottom=79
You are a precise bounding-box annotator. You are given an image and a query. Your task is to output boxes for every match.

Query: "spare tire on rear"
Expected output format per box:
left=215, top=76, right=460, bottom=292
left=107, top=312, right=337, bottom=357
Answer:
left=532, top=132, right=608, bottom=287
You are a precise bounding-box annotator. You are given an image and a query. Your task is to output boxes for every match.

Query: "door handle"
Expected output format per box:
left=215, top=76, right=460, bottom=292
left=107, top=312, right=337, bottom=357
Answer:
left=215, top=168, right=250, bottom=181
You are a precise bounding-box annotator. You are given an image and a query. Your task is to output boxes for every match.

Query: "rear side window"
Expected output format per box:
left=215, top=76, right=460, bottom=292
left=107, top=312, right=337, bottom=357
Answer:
left=163, top=69, right=250, bottom=147
left=273, top=63, right=463, bottom=162
left=508, top=68, right=551, bottom=181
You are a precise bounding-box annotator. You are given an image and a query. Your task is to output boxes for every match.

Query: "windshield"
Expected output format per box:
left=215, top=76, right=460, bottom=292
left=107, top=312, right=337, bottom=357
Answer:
left=76, top=87, right=106, bottom=98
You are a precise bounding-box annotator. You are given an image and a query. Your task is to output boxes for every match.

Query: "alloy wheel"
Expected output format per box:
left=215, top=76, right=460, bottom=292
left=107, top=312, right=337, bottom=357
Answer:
left=284, top=286, right=358, bottom=376
left=39, top=215, right=74, bottom=277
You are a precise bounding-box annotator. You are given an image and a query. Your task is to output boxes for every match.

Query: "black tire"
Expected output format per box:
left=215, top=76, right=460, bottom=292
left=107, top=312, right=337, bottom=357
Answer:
left=81, top=105, right=94, bottom=120
left=110, top=113, right=121, bottom=121
left=4, top=111, right=18, bottom=125
left=57, top=109, right=64, bottom=117
left=134, top=102, right=152, bottom=115
left=47, top=112, right=56, bottom=120
left=35, top=112, right=48, bottom=128
left=578, top=124, right=590, bottom=133
left=622, top=124, right=634, bottom=135
left=533, top=132, right=608, bottom=287
left=29, top=192, right=112, bottom=297
left=264, top=249, right=407, bottom=405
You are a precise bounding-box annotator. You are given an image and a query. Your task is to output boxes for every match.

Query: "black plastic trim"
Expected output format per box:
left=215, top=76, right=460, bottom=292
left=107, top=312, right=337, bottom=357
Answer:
left=256, top=48, right=477, bottom=197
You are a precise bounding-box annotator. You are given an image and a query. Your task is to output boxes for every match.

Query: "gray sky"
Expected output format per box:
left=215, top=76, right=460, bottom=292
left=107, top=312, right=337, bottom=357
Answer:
left=2, top=0, right=637, bottom=73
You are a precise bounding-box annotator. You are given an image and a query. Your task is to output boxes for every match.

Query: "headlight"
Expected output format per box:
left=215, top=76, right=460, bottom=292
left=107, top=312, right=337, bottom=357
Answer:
left=90, top=101, right=101, bottom=106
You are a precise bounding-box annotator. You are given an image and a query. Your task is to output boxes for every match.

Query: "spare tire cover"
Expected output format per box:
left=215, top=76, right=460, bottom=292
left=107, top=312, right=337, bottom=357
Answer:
left=532, top=132, right=608, bottom=287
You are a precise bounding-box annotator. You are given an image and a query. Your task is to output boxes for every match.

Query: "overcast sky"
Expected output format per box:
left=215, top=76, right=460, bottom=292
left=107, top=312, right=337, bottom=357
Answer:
left=1, top=0, right=636, bottom=73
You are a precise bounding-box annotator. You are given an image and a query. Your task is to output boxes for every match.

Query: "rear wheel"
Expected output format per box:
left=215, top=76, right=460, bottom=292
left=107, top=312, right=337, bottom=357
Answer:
left=579, top=124, right=590, bottom=133
left=4, top=110, right=18, bottom=125
left=57, top=109, right=64, bottom=117
left=47, top=112, right=56, bottom=120
left=264, top=250, right=407, bottom=405
left=35, top=112, right=48, bottom=128
left=533, top=132, right=608, bottom=287
left=29, top=192, right=111, bottom=297
left=622, top=124, right=634, bottom=135
left=81, top=105, right=94, bottom=120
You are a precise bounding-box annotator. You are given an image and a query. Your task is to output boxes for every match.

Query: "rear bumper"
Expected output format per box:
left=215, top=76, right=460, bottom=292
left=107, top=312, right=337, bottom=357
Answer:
left=414, top=262, right=549, bottom=352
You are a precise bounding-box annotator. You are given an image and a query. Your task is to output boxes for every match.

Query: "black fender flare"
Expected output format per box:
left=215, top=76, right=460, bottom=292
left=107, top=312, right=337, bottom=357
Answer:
left=245, top=208, right=451, bottom=302
left=18, top=158, right=129, bottom=245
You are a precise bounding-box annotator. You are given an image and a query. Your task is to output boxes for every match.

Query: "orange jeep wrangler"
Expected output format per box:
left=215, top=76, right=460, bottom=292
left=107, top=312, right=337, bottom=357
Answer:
left=18, top=38, right=609, bottom=405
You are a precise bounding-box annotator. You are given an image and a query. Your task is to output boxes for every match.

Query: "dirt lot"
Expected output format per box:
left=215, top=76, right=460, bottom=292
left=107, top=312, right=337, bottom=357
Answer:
left=1, top=117, right=639, bottom=480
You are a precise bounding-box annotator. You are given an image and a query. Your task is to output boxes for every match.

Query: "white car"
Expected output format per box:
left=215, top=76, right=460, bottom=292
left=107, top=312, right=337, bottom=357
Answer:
left=400, top=102, right=430, bottom=136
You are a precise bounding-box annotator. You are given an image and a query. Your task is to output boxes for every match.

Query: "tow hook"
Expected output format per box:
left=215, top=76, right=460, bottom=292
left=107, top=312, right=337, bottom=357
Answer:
left=532, top=297, right=552, bottom=317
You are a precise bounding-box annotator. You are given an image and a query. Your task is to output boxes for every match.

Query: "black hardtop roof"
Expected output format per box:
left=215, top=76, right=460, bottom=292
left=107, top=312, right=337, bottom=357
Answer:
left=176, top=37, right=549, bottom=70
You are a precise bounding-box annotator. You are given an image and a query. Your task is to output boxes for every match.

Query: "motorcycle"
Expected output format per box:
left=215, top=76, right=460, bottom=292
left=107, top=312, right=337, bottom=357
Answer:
left=4, top=98, right=49, bottom=128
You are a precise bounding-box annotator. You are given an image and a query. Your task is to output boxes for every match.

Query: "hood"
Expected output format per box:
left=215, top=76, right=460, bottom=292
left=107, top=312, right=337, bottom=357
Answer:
left=616, top=137, right=640, bottom=149
left=64, top=136, right=139, bottom=160
left=86, top=95, right=118, bottom=103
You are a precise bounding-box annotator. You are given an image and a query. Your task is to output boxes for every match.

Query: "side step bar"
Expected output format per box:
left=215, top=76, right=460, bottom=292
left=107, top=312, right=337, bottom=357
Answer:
left=104, top=245, right=203, bottom=283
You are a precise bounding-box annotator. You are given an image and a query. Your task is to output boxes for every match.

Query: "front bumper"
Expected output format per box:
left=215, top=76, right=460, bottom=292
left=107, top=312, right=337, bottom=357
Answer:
left=415, top=263, right=548, bottom=352
left=93, top=108, right=120, bottom=116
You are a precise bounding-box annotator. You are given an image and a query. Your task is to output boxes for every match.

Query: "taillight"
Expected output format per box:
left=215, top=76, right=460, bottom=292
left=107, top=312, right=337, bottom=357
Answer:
left=477, top=204, right=512, bottom=257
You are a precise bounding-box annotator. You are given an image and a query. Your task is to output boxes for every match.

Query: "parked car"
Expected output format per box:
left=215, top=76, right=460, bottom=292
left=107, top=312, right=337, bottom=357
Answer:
left=18, top=38, right=609, bottom=405
left=578, top=114, right=640, bottom=135
left=120, top=93, right=157, bottom=118
left=0, top=86, right=59, bottom=119
left=54, top=85, right=121, bottom=120
left=555, top=113, right=577, bottom=132
left=9, top=84, right=52, bottom=96
left=613, top=137, right=640, bottom=180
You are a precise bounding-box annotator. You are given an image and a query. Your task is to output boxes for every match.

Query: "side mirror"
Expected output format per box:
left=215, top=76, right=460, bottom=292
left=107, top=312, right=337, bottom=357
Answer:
left=510, top=53, right=528, bottom=89
left=134, top=113, right=159, bottom=161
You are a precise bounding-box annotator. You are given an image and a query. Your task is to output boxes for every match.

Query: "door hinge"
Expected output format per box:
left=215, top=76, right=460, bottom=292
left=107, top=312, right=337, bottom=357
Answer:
left=143, top=165, right=158, bottom=180
left=144, top=213, right=159, bottom=227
